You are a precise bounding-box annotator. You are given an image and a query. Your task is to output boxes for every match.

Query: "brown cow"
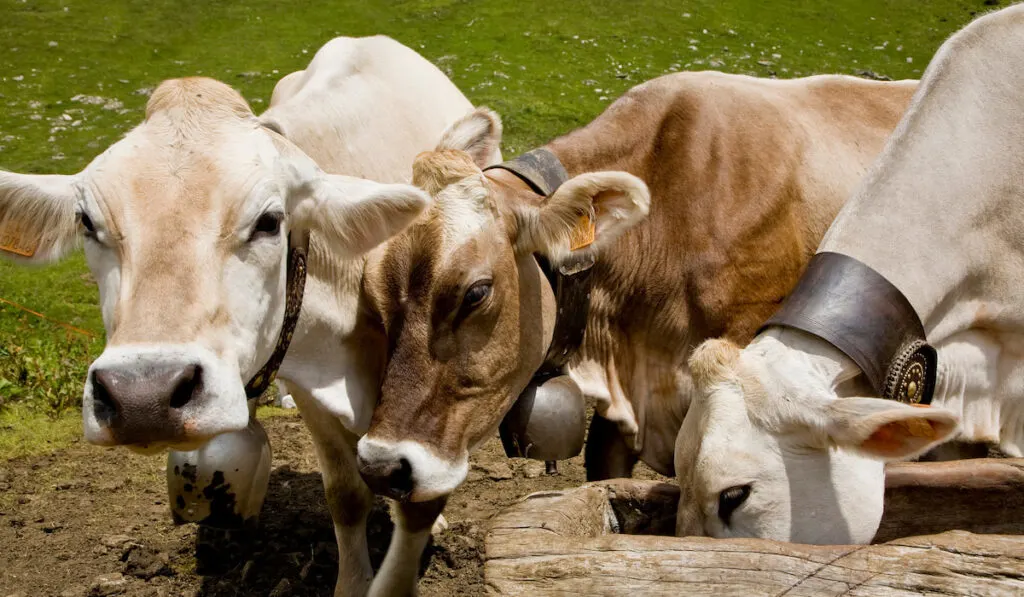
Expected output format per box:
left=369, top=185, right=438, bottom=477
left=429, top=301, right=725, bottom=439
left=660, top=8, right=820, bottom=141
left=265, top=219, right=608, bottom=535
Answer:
left=354, top=70, right=918, bottom=513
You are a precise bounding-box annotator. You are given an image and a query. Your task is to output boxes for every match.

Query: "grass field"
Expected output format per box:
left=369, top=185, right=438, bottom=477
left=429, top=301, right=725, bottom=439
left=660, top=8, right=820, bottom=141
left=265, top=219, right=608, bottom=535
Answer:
left=0, top=0, right=991, bottom=456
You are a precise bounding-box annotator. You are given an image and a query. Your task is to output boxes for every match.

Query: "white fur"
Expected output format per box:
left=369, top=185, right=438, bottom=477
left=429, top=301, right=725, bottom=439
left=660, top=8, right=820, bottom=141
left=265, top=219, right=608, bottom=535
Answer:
left=355, top=437, right=469, bottom=503
left=676, top=331, right=957, bottom=544
left=437, top=108, right=503, bottom=167
left=292, top=173, right=430, bottom=259
left=435, top=174, right=495, bottom=252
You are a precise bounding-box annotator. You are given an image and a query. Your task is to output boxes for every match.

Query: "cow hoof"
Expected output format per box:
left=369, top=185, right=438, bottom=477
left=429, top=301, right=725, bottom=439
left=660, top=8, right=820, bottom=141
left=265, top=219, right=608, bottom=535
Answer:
left=167, top=417, right=272, bottom=528
left=431, top=514, right=449, bottom=537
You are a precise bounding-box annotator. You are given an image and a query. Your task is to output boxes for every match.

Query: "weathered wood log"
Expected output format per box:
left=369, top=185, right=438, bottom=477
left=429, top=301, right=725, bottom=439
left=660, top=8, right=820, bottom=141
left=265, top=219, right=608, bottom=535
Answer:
left=486, top=460, right=1024, bottom=596
left=877, top=458, right=1024, bottom=541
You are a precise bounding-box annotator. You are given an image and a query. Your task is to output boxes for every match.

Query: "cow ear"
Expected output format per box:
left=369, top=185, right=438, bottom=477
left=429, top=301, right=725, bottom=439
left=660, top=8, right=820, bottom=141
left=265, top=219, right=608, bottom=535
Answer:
left=290, top=173, right=429, bottom=259
left=821, top=398, right=959, bottom=461
left=0, top=171, right=80, bottom=263
left=514, top=171, right=650, bottom=260
left=437, top=107, right=502, bottom=168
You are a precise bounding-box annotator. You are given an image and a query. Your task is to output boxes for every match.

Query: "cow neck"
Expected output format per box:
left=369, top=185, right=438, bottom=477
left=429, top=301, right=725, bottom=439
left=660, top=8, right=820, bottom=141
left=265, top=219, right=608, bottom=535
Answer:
left=484, top=149, right=594, bottom=377
left=243, top=234, right=308, bottom=399
left=758, top=252, right=937, bottom=405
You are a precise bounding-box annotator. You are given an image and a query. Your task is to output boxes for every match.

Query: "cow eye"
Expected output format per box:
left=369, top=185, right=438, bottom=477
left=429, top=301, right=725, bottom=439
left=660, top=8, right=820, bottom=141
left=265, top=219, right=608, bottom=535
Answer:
left=250, top=212, right=283, bottom=241
left=78, top=212, right=96, bottom=236
left=717, top=484, right=751, bottom=526
left=462, top=280, right=492, bottom=311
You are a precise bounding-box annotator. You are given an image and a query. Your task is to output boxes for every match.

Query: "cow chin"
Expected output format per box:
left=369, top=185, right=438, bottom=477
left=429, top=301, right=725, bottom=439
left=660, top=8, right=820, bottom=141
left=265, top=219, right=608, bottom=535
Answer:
left=125, top=438, right=206, bottom=455
left=356, top=437, right=469, bottom=502
left=82, top=343, right=251, bottom=448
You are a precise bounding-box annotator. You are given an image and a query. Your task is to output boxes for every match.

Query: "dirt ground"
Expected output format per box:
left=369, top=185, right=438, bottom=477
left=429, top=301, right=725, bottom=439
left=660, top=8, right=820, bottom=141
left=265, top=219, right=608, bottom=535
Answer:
left=0, top=413, right=665, bottom=597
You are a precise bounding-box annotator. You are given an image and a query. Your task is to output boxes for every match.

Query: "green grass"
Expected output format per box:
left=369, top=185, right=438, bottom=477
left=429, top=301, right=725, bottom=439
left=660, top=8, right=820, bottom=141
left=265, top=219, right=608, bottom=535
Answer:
left=0, top=0, right=994, bottom=455
left=0, top=402, right=81, bottom=459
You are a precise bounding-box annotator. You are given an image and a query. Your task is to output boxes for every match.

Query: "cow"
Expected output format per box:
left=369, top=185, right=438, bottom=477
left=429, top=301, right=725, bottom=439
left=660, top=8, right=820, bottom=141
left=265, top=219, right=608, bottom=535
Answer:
left=352, top=69, right=918, bottom=558
left=0, top=35, right=498, bottom=596
left=674, top=4, right=1024, bottom=546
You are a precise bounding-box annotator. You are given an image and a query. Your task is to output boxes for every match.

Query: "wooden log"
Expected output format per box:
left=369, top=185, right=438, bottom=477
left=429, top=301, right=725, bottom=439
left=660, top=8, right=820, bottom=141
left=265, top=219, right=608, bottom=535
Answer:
left=486, top=526, right=1024, bottom=596
left=485, top=461, right=1024, bottom=596
left=877, top=458, right=1024, bottom=541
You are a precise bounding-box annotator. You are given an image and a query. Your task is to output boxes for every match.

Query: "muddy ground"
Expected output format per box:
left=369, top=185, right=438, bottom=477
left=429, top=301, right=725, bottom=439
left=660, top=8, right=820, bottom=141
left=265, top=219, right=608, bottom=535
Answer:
left=0, top=413, right=664, bottom=597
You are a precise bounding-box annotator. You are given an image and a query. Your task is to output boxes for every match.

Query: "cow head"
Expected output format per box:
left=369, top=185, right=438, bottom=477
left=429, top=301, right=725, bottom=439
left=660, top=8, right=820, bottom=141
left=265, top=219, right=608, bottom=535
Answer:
left=356, top=108, right=650, bottom=501
left=674, top=334, right=958, bottom=544
left=0, top=77, right=429, bottom=451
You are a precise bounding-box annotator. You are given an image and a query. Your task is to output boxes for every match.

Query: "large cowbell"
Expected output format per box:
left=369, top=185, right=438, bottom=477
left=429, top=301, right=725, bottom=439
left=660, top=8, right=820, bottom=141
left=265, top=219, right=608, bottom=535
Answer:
left=166, top=399, right=271, bottom=528
left=499, top=373, right=586, bottom=461
left=499, top=251, right=593, bottom=462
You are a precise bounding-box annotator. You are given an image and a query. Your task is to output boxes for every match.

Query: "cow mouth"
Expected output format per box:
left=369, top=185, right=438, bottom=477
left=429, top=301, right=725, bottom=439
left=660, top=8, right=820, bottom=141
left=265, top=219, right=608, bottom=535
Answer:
left=376, top=486, right=414, bottom=502
left=125, top=438, right=206, bottom=455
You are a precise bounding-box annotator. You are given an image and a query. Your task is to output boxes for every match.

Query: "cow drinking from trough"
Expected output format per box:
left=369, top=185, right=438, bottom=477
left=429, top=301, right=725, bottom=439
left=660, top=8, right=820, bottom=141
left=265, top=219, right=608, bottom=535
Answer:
left=675, top=4, right=1024, bottom=545
left=0, top=36, right=499, bottom=596
left=353, top=72, right=918, bottom=528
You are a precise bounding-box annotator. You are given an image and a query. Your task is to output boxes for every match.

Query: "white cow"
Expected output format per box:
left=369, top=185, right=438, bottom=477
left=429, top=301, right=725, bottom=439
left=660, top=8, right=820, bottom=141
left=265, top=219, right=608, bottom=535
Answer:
left=675, top=4, right=1024, bottom=545
left=0, top=35, right=497, bottom=596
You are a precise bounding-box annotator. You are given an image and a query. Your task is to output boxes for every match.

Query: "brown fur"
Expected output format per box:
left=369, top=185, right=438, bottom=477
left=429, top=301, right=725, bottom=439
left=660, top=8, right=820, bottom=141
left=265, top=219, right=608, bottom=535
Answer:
left=547, top=72, right=918, bottom=474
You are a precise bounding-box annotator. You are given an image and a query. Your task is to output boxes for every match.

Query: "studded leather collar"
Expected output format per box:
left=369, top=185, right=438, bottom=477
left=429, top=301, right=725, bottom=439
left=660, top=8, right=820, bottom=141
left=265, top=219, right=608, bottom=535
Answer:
left=759, top=251, right=937, bottom=405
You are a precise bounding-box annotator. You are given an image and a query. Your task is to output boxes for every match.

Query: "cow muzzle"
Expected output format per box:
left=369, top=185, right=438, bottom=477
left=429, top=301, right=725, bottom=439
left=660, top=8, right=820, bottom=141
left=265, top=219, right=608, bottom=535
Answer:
left=356, top=437, right=468, bottom=502
left=83, top=344, right=250, bottom=447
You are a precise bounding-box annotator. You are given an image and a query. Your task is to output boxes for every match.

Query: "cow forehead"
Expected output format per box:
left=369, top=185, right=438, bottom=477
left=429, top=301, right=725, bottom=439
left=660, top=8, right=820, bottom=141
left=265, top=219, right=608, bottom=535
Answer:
left=431, top=174, right=497, bottom=251
left=380, top=174, right=499, bottom=278
left=82, top=82, right=282, bottom=234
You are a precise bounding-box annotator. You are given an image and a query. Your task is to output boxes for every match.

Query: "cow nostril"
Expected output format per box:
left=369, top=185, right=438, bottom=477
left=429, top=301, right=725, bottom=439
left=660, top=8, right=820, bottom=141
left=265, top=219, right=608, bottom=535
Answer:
left=91, top=370, right=118, bottom=423
left=169, top=364, right=202, bottom=410
left=359, top=455, right=416, bottom=499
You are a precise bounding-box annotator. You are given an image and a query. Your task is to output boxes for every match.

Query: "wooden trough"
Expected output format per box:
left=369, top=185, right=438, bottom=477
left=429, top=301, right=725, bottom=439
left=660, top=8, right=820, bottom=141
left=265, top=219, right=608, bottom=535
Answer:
left=485, top=458, right=1024, bottom=596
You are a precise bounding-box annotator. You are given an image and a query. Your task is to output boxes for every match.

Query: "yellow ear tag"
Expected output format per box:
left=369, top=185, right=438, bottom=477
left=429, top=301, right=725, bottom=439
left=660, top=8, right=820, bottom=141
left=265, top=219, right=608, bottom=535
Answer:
left=568, top=214, right=596, bottom=251
left=0, top=225, right=40, bottom=258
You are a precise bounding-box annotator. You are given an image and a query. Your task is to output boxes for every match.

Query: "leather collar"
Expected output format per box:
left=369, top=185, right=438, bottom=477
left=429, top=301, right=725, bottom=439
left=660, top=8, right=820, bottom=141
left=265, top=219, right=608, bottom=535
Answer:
left=484, top=147, right=569, bottom=197
left=485, top=149, right=593, bottom=377
left=759, top=252, right=937, bottom=405
left=243, top=235, right=308, bottom=399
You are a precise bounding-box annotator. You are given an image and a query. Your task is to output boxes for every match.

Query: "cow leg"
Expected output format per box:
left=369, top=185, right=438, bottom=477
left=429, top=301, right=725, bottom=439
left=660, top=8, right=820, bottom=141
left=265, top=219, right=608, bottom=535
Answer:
left=292, top=391, right=374, bottom=597
left=585, top=412, right=638, bottom=481
left=368, top=497, right=447, bottom=597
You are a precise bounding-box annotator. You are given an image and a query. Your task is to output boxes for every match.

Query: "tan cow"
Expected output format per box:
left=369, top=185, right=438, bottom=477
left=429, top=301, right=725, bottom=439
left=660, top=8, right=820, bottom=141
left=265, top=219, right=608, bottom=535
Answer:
left=354, top=71, right=918, bottom=516
left=0, top=36, right=498, bottom=596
